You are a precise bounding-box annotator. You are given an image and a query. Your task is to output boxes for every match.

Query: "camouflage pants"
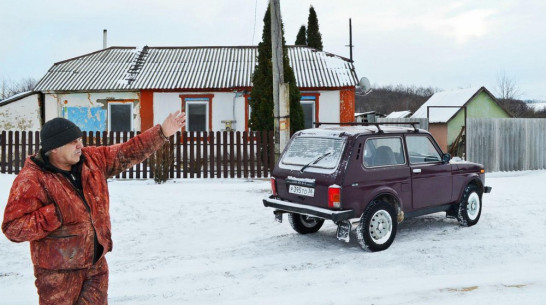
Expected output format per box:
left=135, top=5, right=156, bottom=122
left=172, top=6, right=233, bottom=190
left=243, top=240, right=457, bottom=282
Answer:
left=34, top=257, right=108, bottom=305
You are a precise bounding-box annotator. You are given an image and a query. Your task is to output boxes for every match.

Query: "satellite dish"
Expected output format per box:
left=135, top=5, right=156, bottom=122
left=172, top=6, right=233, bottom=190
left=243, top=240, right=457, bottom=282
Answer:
left=356, top=77, right=372, bottom=96
left=358, top=77, right=371, bottom=92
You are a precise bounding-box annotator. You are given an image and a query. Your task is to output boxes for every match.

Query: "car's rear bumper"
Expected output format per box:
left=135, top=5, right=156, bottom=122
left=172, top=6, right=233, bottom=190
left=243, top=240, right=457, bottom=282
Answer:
left=263, top=196, right=355, bottom=223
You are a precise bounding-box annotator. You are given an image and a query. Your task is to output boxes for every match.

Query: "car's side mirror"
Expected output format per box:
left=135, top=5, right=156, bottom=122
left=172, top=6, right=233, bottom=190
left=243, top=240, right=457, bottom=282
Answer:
left=442, top=153, right=451, bottom=164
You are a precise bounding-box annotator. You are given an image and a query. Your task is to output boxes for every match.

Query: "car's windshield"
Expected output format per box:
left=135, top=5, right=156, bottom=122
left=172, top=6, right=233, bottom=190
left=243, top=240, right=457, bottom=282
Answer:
left=281, top=137, right=345, bottom=169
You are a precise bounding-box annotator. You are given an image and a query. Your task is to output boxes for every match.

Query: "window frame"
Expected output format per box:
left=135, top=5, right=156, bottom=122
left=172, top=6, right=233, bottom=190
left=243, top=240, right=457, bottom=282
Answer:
left=362, top=136, right=407, bottom=168
left=185, top=101, right=209, bottom=132
left=107, top=101, right=134, bottom=132
left=179, top=94, right=214, bottom=132
left=300, top=100, right=316, bottom=129
left=245, top=94, right=252, bottom=131
left=300, top=93, right=320, bottom=128
left=405, top=135, right=443, bottom=164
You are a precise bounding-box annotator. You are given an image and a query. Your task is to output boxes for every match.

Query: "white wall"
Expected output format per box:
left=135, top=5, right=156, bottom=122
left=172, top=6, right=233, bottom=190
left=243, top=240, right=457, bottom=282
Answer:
left=154, top=90, right=343, bottom=131
left=154, top=91, right=247, bottom=131
left=38, top=89, right=344, bottom=132
left=0, top=94, right=41, bottom=130
left=44, top=92, right=140, bottom=131
left=317, top=90, right=340, bottom=123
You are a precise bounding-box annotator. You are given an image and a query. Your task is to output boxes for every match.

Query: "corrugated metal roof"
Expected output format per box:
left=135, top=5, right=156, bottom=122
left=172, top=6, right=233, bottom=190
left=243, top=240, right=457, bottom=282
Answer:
left=35, top=46, right=358, bottom=91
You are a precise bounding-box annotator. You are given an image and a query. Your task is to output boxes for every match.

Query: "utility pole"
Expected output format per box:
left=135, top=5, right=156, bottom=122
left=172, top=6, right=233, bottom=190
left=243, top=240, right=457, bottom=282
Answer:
left=271, top=0, right=290, bottom=161
left=346, top=18, right=354, bottom=62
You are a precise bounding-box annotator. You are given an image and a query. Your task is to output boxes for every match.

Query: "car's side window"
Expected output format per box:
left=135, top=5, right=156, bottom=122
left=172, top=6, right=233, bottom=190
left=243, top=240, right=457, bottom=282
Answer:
left=363, top=137, right=405, bottom=167
left=406, top=136, right=442, bottom=164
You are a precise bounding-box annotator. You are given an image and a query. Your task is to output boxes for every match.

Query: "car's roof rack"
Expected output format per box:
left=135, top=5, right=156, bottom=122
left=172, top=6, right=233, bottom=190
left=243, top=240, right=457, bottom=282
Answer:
left=313, top=122, right=421, bottom=133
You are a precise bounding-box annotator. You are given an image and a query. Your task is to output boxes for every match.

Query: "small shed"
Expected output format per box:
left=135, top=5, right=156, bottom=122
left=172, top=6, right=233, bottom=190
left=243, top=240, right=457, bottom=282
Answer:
left=411, top=86, right=511, bottom=155
left=354, top=111, right=385, bottom=123
left=0, top=91, right=42, bottom=131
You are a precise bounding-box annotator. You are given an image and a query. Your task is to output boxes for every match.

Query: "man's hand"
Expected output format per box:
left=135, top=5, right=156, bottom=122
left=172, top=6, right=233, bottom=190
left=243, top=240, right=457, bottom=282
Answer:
left=161, top=110, right=186, bottom=138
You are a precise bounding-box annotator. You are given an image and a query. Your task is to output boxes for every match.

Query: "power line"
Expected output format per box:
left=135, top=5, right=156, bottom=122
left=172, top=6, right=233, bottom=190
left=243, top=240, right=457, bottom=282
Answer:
left=252, top=0, right=258, bottom=45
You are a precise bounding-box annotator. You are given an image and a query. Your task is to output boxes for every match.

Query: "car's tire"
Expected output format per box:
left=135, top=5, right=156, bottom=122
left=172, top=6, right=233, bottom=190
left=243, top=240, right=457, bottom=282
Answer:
left=357, top=200, right=397, bottom=252
left=288, top=213, right=324, bottom=234
left=456, top=184, right=482, bottom=227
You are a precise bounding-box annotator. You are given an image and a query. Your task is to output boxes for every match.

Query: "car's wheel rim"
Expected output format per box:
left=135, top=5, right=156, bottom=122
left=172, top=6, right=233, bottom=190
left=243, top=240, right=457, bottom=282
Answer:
left=466, top=192, right=480, bottom=220
left=369, top=210, right=392, bottom=244
left=301, top=215, right=319, bottom=228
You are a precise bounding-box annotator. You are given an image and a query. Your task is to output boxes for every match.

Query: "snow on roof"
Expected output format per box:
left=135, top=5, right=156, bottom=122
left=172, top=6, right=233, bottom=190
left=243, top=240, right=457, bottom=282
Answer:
left=354, top=111, right=377, bottom=116
left=0, top=91, right=35, bottom=106
left=297, top=124, right=420, bottom=137
left=411, top=86, right=484, bottom=123
left=385, top=110, right=412, bottom=118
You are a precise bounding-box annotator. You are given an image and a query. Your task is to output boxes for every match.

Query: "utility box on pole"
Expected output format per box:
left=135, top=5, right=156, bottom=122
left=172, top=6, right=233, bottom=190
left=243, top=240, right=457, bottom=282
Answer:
left=270, top=0, right=290, bottom=161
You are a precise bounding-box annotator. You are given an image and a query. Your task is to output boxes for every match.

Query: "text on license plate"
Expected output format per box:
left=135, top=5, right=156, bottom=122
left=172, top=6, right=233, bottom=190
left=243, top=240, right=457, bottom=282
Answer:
left=289, top=185, right=315, bottom=197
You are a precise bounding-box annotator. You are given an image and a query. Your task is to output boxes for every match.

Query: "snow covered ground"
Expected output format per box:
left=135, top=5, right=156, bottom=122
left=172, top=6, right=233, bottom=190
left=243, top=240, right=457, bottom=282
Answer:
left=1, top=171, right=545, bottom=304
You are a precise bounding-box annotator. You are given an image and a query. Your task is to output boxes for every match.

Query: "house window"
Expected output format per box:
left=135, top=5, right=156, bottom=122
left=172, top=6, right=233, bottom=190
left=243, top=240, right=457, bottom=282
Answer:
left=300, top=94, right=320, bottom=129
left=108, top=102, right=133, bottom=132
left=185, top=99, right=209, bottom=132
left=186, top=102, right=208, bottom=132
left=179, top=95, right=213, bottom=132
left=246, top=95, right=252, bottom=131
left=301, top=101, right=315, bottom=129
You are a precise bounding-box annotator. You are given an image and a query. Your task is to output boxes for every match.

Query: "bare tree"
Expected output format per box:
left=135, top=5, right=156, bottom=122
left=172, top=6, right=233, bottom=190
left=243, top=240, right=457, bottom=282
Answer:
left=495, top=70, right=521, bottom=100
left=355, top=84, right=440, bottom=115
left=0, top=77, right=37, bottom=100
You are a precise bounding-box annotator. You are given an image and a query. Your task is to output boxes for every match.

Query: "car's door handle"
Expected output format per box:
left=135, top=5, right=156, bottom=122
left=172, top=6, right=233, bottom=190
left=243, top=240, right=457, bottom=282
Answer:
left=413, top=169, right=422, bottom=174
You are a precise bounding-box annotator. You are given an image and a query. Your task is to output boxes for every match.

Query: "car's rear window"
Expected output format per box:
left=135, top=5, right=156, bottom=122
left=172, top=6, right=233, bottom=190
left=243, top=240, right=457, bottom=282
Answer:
left=281, top=137, right=345, bottom=169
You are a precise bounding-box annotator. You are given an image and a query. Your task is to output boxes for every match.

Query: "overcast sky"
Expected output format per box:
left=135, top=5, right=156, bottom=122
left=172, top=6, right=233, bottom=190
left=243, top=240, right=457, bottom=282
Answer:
left=1, top=0, right=545, bottom=100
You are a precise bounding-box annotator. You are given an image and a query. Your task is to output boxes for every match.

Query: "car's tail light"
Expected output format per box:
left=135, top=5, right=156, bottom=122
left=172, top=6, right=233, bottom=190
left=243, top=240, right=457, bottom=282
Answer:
left=271, top=177, right=277, bottom=196
left=328, top=185, right=341, bottom=208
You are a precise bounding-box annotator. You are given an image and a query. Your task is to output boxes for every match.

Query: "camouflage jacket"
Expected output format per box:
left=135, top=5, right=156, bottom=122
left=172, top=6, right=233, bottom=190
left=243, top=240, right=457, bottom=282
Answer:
left=2, top=125, right=167, bottom=270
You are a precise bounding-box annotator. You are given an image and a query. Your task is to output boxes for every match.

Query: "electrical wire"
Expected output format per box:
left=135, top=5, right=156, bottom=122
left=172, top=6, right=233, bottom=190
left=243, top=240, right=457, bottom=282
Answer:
left=252, top=0, right=258, bottom=45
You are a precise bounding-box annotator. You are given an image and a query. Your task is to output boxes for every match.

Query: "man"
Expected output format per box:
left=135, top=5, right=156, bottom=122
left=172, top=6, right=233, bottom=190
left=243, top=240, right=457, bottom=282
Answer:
left=2, top=111, right=186, bottom=304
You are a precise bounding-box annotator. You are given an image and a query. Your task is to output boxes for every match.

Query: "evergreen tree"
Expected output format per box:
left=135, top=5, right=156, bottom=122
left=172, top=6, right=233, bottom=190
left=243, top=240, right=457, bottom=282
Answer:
left=250, top=5, right=304, bottom=133
left=306, top=6, right=323, bottom=51
left=295, top=25, right=307, bottom=45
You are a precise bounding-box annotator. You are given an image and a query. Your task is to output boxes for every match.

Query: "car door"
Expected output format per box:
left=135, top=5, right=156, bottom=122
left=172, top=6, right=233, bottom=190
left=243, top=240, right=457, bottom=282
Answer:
left=406, top=135, right=453, bottom=210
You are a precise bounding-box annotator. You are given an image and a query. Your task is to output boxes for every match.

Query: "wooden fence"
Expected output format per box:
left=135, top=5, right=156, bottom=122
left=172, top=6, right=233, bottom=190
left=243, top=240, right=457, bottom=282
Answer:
left=0, top=130, right=275, bottom=179
left=467, top=118, right=546, bottom=172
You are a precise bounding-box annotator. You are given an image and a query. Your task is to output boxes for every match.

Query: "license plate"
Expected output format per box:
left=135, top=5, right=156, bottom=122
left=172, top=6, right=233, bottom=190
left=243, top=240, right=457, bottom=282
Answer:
left=288, top=185, right=315, bottom=197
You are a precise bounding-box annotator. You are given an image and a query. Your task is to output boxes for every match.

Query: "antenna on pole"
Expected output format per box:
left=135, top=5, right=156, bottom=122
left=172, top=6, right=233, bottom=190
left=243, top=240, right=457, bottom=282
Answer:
left=345, top=18, right=354, bottom=62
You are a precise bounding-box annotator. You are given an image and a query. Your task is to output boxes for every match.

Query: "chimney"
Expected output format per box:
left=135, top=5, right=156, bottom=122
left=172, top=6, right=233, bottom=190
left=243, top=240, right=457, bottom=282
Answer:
left=103, top=29, right=107, bottom=49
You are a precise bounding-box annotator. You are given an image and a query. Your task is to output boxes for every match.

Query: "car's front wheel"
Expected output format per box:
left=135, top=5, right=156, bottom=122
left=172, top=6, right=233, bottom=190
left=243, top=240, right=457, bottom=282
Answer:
left=357, top=200, right=397, bottom=252
left=456, top=184, right=482, bottom=226
left=288, top=213, right=324, bottom=234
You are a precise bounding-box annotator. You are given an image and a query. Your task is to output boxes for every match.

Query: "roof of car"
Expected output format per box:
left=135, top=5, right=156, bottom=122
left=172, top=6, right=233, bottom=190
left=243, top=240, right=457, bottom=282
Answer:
left=297, top=125, right=427, bottom=137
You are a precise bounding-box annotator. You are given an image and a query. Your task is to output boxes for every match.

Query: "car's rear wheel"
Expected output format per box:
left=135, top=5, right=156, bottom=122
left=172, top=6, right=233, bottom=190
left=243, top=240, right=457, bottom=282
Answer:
left=357, top=200, right=397, bottom=252
left=456, top=184, right=482, bottom=227
left=288, top=213, right=324, bottom=234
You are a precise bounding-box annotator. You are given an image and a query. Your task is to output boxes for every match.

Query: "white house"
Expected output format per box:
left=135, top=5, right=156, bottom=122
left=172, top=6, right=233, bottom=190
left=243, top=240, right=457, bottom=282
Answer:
left=32, top=46, right=359, bottom=133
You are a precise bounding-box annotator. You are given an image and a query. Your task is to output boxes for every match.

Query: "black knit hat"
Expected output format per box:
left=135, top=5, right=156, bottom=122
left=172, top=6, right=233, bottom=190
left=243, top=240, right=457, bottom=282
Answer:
left=41, top=118, right=83, bottom=152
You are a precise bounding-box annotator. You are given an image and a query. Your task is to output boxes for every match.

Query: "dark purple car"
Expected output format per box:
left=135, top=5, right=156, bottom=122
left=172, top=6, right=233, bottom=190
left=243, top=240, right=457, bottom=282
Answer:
left=263, top=123, right=492, bottom=251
